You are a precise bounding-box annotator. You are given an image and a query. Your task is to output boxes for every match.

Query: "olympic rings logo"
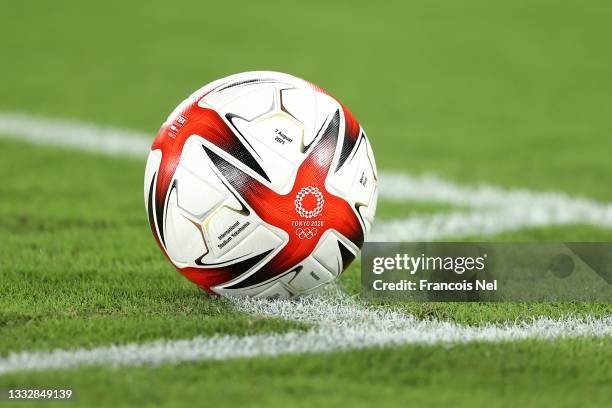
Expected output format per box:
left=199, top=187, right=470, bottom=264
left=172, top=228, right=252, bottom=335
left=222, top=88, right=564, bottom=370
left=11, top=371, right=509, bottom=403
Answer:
left=294, top=186, right=324, bottom=218
left=296, top=228, right=318, bottom=239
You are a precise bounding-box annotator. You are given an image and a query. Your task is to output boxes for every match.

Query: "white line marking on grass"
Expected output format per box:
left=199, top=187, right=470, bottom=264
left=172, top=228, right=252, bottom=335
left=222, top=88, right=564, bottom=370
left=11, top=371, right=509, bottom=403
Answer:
left=370, top=205, right=612, bottom=241
left=374, top=173, right=612, bottom=240
left=0, top=111, right=151, bottom=158
left=1, top=290, right=610, bottom=375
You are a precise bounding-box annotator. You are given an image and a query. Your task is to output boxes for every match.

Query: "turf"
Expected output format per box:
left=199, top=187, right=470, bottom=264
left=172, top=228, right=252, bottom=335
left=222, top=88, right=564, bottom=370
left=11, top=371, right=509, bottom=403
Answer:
left=375, top=200, right=465, bottom=219
left=0, top=137, right=612, bottom=405
left=1, top=0, right=611, bottom=406
left=0, top=139, right=305, bottom=356
left=2, top=337, right=610, bottom=407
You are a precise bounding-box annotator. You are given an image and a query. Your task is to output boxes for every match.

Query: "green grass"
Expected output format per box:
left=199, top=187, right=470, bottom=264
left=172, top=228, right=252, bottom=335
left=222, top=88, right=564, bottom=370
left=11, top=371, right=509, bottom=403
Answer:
left=2, top=337, right=610, bottom=407
left=1, top=0, right=612, bottom=200
left=0, top=139, right=304, bottom=356
left=1, top=0, right=612, bottom=406
left=375, top=200, right=464, bottom=219
left=0, top=137, right=609, bottom=406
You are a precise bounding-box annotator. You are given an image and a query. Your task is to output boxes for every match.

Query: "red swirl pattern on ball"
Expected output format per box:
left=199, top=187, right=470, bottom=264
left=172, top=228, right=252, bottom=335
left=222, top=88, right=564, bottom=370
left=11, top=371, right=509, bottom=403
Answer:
left=148, top=86, right=364, bottom=294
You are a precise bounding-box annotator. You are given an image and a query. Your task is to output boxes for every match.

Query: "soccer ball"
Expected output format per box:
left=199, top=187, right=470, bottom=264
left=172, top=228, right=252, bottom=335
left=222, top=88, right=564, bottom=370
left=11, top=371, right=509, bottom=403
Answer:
left=144, top=71, right=378, bottom=298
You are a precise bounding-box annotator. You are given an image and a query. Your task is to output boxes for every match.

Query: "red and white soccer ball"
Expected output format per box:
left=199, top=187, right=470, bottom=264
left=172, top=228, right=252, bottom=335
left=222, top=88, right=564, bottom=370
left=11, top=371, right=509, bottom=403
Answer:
left=144, top=71, right=377, bottom=298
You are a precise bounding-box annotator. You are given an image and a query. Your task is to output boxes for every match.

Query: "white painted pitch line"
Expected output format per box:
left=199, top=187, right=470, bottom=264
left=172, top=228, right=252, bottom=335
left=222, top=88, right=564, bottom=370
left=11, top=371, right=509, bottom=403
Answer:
left=2, top=111, right=612, bottom=241
left=369, top=205, right=612, bottom=241
left=379, top=171, right=607, bottom=209
left=1, top=290, right=610, bottom=375
left=2, top=318, right=608, bottom=375
left=374, top=172, right=612, bottom=240
left=0, top=111, right=151, bottom=158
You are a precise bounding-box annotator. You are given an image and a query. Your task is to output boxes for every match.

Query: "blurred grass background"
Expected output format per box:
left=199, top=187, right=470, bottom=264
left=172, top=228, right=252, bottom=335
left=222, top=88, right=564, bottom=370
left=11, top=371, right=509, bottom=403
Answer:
left=1, top=2, right=612, bottom=405
left=2, top=0, right=611, bottom=198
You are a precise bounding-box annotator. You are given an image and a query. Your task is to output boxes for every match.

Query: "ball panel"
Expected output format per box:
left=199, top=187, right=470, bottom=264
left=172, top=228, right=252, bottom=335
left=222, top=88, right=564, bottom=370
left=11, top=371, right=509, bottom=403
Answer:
left=347, top=137, right=377, bottom=207
left=164, top=191, right=207, bottom=267
left=361, top=186, right=378, bottom=232
left=287, top=256, right=335, bottom=293
left=205, top=206, right=252, bottom=249
left=203, top=83, right=276, bottom=121
left=231, top=115, right=301, bottom=193
left=207, top=224, right=285, bottom=265
left=144, top=149, right=161, bottom=204
left=247, top=113, right=305, bottom=161
left=311, top=230, right=357, bottom=278
left=253, top=282, right=293, bottom=299
left=178, top=136, right=254, bottom=215
left=327, top=134, right=378, bottom=215
left=172, top=165, right=227, bottom=220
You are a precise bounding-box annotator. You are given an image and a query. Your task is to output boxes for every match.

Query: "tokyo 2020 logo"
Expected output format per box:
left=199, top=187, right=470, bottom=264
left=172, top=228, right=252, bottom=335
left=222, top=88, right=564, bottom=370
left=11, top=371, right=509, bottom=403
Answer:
left=294, top=186, right=324, bottom=218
